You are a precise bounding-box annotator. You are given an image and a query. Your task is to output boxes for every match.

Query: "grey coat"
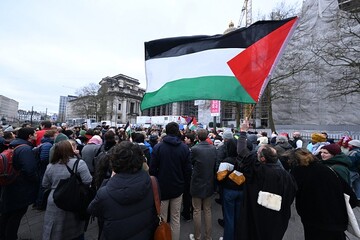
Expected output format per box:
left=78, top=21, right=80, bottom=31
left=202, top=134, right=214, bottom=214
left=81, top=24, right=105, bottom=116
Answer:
left=190, top=141, right=217, bottom=199
left=42, top=157, right=92, bottom=240
left=81, top=143, right=102, bottom=173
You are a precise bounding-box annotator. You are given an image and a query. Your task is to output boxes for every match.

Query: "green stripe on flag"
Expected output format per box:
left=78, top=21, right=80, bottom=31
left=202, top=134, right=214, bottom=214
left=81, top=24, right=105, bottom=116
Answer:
left=141, top=76, right=255, bottom=110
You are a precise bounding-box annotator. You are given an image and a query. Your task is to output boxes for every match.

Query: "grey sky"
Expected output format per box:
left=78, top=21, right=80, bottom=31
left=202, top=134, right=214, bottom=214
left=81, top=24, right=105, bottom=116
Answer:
left=0, top=0, right=300, bottom=114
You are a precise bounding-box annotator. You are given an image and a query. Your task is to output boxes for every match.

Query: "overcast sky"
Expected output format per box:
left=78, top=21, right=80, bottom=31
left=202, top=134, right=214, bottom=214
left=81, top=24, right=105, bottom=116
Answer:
left=0, top=0, right=300, bottom=115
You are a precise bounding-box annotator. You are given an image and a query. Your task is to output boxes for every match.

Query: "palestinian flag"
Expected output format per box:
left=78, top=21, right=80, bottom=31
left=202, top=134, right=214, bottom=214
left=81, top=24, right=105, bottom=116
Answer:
left=187, top=117, right=198, bottom=131
left=141, top=17, right=298, bottom=110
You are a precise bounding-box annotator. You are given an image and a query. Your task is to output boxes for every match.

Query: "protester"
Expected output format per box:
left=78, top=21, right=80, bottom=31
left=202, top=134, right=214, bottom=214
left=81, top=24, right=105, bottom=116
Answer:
left=290, top=148, right=357, bottom=240
left=273, top=135, right=294, bottom=170
left=215, top=130, right=235, bottom=227
left=320, top=144, right=352, bottom=185
left=189, top=129, right=217, bottom=240
left=88, top=141, right=157, bottom=240
left=348, top=139, right=360, bottom=200
left=0, top=127, right=39, bottom=240
left=81, top=135, right=103, bottom=175
left=42, top=140, right=92, bottom=240
left=36, top=120, right=52, bottom=146
left=307, top=132, right=328, bottom=156
left=217, top=137, right=244, bottom=240
left=236, top=119, right=296, bottom=240
left=33, top=129, right=56, bottom=210
left=337, top=136, right=352, bottom=155
left=181, top=132, right=196, bottom=222
left=149, top=122, right=192, bottom=240
left=292, top=131, right=305, bottom=149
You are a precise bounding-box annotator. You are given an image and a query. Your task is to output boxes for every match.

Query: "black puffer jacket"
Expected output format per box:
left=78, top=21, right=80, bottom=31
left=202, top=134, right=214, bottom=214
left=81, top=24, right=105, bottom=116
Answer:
left=88, top=170, right=157, bottom=240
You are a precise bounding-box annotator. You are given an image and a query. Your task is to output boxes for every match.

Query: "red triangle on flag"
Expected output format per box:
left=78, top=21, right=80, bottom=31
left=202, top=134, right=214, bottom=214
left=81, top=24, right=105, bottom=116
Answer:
left=227, top=17, right=298, bottom=102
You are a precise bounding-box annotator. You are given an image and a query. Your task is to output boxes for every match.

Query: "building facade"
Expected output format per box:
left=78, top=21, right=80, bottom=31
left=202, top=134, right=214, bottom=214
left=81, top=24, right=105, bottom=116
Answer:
left=0, top=95, right=19, bottom=124
left=58, top=95, right=77, bottom=123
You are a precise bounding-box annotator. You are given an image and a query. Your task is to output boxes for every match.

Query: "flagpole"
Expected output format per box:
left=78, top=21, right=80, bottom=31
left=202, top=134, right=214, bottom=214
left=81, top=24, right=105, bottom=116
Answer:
left=246, top=104, right=256, bottom=128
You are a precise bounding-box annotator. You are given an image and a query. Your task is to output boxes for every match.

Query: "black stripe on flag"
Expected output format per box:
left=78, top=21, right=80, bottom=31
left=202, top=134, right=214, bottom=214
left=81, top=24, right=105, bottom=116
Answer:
left=145, top=17, right=297, bottom=60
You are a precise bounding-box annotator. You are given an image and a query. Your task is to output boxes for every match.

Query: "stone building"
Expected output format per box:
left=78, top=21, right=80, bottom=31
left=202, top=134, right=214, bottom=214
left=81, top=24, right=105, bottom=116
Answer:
left=0, top=95, right=19, bottom=124
left=99, top=74, right=145, bottom=124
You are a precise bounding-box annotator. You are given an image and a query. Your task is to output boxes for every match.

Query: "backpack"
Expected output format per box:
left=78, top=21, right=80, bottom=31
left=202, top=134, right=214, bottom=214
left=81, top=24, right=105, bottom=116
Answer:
left=53, top=158, right=95, bottom=219
left=0, top=144, right=27, bottom=186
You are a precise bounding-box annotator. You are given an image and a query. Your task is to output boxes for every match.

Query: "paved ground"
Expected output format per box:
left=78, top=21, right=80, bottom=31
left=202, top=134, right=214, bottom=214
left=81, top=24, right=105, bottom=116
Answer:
left=17, top=193, right=360, bottom=240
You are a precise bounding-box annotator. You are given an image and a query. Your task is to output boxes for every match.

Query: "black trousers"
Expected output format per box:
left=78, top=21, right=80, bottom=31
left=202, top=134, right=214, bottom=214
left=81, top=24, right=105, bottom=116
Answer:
left=0, top=206, right=28, bottom=240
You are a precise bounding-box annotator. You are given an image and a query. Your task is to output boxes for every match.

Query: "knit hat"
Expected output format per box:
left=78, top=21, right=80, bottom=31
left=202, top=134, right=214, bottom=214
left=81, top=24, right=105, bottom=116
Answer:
left=321, top=144, right=341, bottom=156
left=54, top=133, right=69, bottom=143
left=79, top=130, right=86, bottom=137
left=222, top=130, right=233, bottom=140
left=349, top=140, right=360, bottom=148
left=88, top=135, right=103, bottom=145
left=311, top=133, right=326, bottom=143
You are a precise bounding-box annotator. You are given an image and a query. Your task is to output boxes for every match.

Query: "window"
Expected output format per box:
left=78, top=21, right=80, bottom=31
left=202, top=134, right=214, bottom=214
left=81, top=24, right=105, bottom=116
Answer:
left=118, top=103, right=121, bottom=111
left=130, top=102, right=135, bottom=114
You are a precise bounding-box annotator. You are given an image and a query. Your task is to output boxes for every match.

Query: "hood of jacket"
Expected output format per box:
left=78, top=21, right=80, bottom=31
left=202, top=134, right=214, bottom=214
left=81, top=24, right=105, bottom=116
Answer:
left=106, top=170, right=151, bottom=205
left=162, top=134, right=182, bottom=146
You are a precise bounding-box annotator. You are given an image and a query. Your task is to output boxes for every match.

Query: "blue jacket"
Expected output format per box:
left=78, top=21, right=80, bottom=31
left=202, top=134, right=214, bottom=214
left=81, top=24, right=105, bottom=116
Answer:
left=88, top=170, right=157, bottom=240
left=149, top=134, right=192, bottom=200
left=39, top=137, right=54, bottom=162
left=0, top=139, right=39, bottom=213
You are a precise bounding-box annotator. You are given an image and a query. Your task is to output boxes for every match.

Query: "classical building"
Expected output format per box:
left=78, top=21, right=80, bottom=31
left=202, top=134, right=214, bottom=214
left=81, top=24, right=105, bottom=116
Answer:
left=99, top=74, right=145, bottom=124
left=0, top=95, right=19, bottom=124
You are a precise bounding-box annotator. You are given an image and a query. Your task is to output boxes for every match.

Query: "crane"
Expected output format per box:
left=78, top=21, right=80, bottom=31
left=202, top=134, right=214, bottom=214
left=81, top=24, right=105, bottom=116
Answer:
left=237, top=0, right=252, bottom=28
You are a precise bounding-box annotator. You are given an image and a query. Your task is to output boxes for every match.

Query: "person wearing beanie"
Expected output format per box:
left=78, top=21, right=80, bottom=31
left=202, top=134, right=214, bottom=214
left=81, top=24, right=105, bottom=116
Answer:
left=222, top=130, right=233, bottom=140
left=307, top=132, right=328, bottom=156
left=320, top=144, right=352, bottom=185
left=348, top=140, right=360, bottom=199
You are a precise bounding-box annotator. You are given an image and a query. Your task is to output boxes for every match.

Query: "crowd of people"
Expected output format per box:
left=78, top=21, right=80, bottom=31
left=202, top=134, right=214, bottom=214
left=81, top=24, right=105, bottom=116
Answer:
left=0, top=119, right=359, bottom=240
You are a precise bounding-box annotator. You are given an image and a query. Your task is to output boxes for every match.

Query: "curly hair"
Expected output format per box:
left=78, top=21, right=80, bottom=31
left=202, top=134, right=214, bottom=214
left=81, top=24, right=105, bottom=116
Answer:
left=109, top=141, right=145, bottom=174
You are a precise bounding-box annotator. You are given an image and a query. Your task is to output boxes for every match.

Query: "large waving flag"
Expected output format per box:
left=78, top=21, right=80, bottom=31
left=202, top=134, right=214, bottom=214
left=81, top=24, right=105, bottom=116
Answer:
left=141, top=17, right=298, bottom=110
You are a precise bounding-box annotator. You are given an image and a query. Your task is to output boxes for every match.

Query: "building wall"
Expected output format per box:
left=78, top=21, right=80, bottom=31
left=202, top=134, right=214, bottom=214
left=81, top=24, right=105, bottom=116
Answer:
left=0, top=95, right=19, bottom=123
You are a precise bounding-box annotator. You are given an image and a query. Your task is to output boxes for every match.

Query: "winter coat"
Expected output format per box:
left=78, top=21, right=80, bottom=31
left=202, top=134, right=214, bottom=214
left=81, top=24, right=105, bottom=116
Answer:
left=274, top=142, right=294, bottom=170
left=321, top=153, right=352, bottom=185
left=88, top=170, right=157, bottom=240
left=190, top=141, right=217, bottom=198
left=42, top=157, right=92, bottom=240
left=39, top=137, right=54, bottom=162
left=81, top=143, right=102, bottom=174
left=348, top=147, right=360, bottom=172
left=237, top=132, right=296, bottom=240
left=0, top=139, right=39, bottom=213
left=149, top=134, right=192, bottom=200
left=292, top=161, right=356, bottom=232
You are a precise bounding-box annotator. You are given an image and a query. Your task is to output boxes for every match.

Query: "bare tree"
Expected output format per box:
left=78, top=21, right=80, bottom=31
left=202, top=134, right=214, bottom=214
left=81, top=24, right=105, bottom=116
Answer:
left=311, top=12, right=360, bottom=97
left=72, top=83, right=104, bottom=120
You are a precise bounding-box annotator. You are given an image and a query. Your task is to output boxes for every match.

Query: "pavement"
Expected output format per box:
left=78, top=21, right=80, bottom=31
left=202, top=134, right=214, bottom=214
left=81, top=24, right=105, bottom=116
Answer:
left=17, top=193, right=360, bottom=240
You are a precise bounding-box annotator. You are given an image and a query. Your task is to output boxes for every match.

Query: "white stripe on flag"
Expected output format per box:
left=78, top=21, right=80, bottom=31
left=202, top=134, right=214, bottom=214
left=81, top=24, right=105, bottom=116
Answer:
left=145, top=48, right=245, bottom=92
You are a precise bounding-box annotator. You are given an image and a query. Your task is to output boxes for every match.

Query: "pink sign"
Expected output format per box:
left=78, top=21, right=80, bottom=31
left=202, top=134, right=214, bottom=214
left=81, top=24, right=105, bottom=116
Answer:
left=210, top=100, right=220, bottom=116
